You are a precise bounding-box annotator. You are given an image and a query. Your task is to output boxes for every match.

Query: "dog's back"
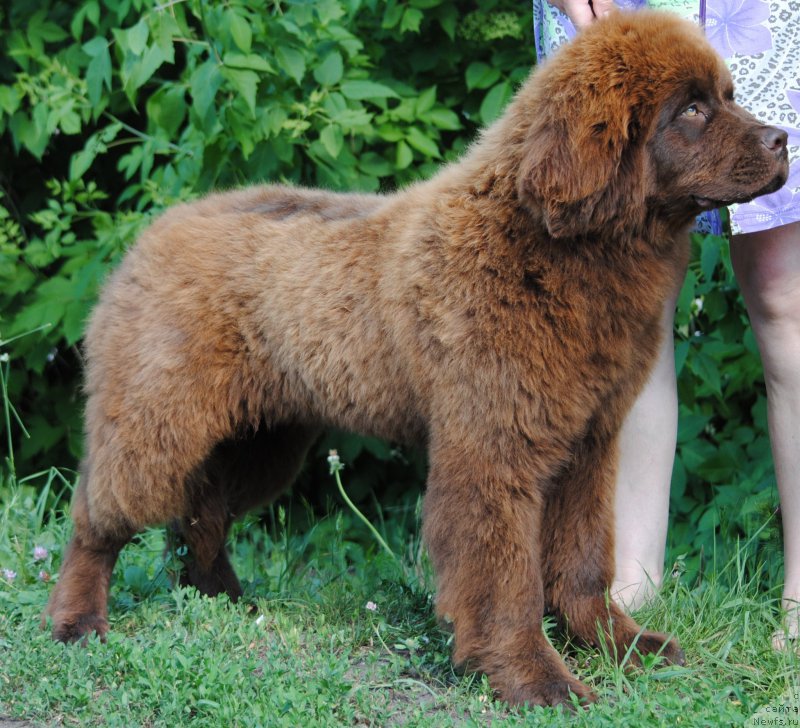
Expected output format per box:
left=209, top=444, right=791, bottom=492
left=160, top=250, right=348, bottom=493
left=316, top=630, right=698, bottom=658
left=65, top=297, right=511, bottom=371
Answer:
left=85, top=184, right=433, bottom=459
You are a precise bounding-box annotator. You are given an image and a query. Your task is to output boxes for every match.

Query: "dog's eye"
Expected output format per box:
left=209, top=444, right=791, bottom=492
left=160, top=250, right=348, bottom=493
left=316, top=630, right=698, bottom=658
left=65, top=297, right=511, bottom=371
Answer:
left=683, top=104, right=699, bottom=117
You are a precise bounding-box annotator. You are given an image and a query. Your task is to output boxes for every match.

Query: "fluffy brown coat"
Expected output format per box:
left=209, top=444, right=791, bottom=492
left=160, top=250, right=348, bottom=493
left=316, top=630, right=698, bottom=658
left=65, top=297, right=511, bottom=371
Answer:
left=45, top=11, right=788, bottom=706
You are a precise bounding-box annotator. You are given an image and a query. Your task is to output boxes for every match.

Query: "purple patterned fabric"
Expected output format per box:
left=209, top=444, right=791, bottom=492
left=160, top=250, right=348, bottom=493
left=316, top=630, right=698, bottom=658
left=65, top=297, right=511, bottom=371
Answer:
left=706, top=0, right=772, bottom=57
left=734, top=161, right=800, bottom=230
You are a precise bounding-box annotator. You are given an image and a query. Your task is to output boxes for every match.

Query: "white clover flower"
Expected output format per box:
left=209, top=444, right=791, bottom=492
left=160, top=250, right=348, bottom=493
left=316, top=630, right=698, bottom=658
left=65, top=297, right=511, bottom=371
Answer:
left=2, top=568, right=16, bottom=581
left=33, top=545, right=48, bottom=561
left=327, top=449, right=344, bottom=474
left=365, top=601, right=378, bottom=612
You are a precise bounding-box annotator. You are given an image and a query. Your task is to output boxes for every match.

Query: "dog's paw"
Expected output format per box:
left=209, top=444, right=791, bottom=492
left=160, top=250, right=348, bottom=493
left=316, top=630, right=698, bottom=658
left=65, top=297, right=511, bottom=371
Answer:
left=48, top=612, right=109, bottom=644
left=627, top=630, right=684, bottom=667
left=503, top=675, right=597, bottom=709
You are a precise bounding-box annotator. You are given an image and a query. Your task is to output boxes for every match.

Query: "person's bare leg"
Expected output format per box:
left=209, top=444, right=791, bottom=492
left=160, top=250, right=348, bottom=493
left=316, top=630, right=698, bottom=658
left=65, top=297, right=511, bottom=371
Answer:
left=730, top=220, right=800, bottom=649
left=611, top=295, right=679, bottom=610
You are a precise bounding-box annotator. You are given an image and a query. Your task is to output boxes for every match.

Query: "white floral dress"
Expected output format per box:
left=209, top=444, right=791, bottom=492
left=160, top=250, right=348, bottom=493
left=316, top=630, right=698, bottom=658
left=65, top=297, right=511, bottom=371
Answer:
left=532, top=0, right=800, bottom=235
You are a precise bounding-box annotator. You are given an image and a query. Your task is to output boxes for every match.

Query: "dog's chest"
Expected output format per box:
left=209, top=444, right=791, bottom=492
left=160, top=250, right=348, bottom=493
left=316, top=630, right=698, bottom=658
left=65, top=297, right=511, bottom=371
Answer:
left=480, top=251, right=672, bottom=430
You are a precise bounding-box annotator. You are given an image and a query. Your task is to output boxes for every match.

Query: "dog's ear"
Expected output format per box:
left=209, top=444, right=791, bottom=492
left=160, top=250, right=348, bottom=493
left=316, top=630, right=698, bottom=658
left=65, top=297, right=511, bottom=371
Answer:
left=516, top=91, right=647, bottom=239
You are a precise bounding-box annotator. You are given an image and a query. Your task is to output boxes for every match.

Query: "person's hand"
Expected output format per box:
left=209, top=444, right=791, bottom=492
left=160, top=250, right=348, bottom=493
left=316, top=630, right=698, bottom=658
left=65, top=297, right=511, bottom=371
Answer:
left=546, top=0, right=616, bottom=29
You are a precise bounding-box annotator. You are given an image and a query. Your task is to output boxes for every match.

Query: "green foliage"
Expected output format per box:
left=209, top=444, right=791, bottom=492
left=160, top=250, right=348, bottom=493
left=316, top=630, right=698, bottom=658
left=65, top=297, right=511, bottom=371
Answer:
left=0, top=0, right=531, bottom=472
left=669, top=230, right=781, bottom=581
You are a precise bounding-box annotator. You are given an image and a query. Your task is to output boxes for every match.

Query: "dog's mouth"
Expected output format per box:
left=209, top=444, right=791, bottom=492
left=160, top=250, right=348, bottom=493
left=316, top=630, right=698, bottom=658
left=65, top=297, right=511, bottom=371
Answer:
left=691, top=169, right=789, bottom=212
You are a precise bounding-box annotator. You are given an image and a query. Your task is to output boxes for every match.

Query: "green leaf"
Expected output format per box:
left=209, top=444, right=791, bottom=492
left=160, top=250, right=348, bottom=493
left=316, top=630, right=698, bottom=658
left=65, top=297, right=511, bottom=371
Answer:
left=382, top=3, right=404, bottom=29
left=0, top=86, right=21, bottom=116
left=314, top=51, right=344, bottom=86
left=702, top=289, right=728, bottom=322
left=340, top=80, right=398, bottom=101
left=276, top=47, right=306, bottom=85
left=697, top=505, right=719, bottom=532
left=123, top=564, right=148, bottom=591
left=676, top=268, right=697, bottom=319
left=743, top=326, right=759, bottom=355
left=59, top=110, right=82, bottom=135
left=358, top=152, right=393, bottom=177
left=422, top=107, right=461, bottom=130
left=437, top=5, right=458, bottom=39
left=28, top=11, right=68, bottom=44
left=700, top=235, right=722, bottom=282
left=71, top=1, right=100, bottom=40
left=329, top=106, right=373, bottom=129
left=320, top=125, right=343, bottom=158
left=126, top=18, right=149, bottom=56
left=479, top=81, right=512, bottom=124
left=147, top=86, right=187, bottom=137
left=62, top=301, right=88, bottom=345
left=221, top=68, right=259, bottom=118
left=262, top=106, right=289, bottom=136
left=229, top=12, right=253, bottom=54
left=86, top=45, right=112, bottom=107
left=674, top=339, right=690, bottom=375
left=315, top=0, right=347, bottom=25
left=405, top=127, right=440, bottom=158
left=697, top=446, right=741, bottom=484
left=153, top=12, right=177, bottom=64
left=670, top=456, right=687, bottom=500
left=9, top=110, right=48, bottom=159
left=81, top=36, right=108, bottom=57
left=10, top=277, right=73, bottom=335
left=223, top=53, right=273, bottom=73
left=190, top=61, right=223, bottom=120
left=678, top=411, right=709, bottom=443
left=123, top=44, right=167, bottom=101
left=690, top=351, right=722, bottom=395
left=375, top=124, right=404, bottom=142
left=70, top=123, right=121, bottom=180
left=400, top=7, right=424, bottom=33
left=681, top=438, right=717, bottom=476
left=395, top=140, right=413, bottom=169
left=416, top=86, right=436, bottom=114
left=466, top=62, right=501, bottom=91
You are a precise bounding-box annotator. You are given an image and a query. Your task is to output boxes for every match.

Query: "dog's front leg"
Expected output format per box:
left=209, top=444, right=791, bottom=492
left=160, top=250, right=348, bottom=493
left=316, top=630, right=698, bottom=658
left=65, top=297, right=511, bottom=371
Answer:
left=421, top=435, right=595, bottom=708
left=540, top=424, right=684, bottom=667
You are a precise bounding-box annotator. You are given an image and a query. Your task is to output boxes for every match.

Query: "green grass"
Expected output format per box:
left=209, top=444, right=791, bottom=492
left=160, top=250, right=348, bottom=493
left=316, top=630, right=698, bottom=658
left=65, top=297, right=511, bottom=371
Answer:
left=1, top=472, right=799, bottom=728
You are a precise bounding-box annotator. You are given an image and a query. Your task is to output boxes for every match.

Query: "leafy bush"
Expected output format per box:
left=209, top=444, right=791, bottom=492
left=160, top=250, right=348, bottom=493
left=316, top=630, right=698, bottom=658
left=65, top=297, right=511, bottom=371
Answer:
left=0, top=0, right=781, bottom=574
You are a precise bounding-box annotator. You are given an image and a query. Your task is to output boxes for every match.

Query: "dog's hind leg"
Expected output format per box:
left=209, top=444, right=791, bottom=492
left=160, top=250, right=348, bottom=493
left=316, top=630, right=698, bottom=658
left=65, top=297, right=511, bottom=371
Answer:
left=44, top=430, right=214, bottom=643
left=540, top=424, right=685, bottom=667
left=43, top=473, right=133, bottom=643
left=45, top=369, right=249, bottom=642
left=167, top=423, right=319, bottom=600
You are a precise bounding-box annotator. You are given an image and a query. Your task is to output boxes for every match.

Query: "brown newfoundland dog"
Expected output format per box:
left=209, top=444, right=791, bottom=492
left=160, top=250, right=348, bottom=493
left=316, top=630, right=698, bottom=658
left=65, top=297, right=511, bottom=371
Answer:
left=45, top=11, right=787, bottom=707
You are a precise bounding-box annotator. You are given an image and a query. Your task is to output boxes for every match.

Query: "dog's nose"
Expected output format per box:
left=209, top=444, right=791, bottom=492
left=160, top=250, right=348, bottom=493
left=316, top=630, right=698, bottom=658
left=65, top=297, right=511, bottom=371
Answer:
left=760, top=125, right=788, bottom=154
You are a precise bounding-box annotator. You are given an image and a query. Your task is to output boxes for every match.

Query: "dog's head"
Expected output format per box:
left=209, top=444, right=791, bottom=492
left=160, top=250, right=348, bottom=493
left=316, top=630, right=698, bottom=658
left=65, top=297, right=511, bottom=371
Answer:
left=516, top=11, right=789, bottom=238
